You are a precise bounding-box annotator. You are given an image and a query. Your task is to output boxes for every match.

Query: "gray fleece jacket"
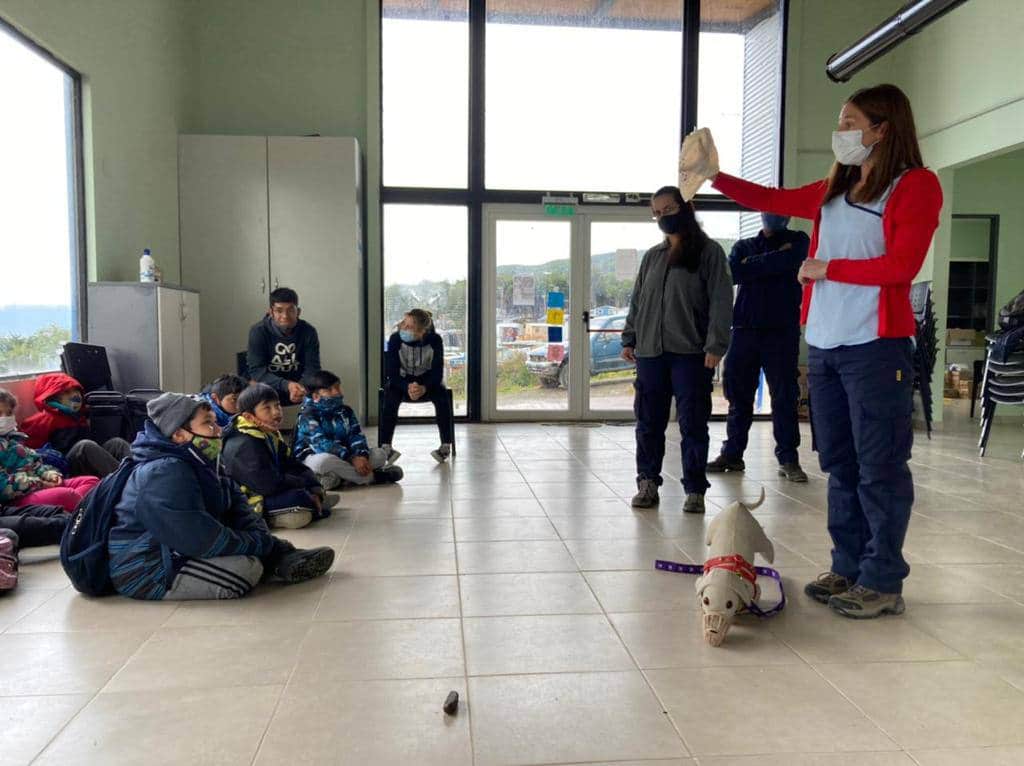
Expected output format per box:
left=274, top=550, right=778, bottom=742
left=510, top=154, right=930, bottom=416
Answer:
left=621, top=238, right=733, bottom=359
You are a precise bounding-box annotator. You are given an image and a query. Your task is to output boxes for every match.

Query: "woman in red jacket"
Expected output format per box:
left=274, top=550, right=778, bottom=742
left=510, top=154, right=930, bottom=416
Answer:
left=685, top=83, right=942, bottom=618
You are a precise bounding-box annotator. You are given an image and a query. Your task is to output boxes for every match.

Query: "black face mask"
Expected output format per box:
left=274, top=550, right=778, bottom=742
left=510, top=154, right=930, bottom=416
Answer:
left=657, top=212, right=684, bottom=235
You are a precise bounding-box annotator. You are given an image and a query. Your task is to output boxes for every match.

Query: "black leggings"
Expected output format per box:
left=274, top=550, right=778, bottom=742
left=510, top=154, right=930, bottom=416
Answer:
left=378, top=385, right=454, bottom=446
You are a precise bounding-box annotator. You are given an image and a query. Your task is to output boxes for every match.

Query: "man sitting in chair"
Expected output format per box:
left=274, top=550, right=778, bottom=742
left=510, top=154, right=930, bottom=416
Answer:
left=246, top=287, right=321, bottom=406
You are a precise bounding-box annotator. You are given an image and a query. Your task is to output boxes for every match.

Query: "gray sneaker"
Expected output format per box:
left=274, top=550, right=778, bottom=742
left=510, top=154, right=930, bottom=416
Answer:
left=828, top=584, right=906, bottom=619
left=683, top=494, right=706, bottom=514
left=804, top=572, right=853, bottom=604
left=317, top=473, right=342, bottom=491
left=382, top=445, right=402, bottom=468
left=275, top=546, right=335, bottom=584
left=631, top=478, right=660, bottom=509
left=431, top=444, right=452, bottom=464
left=778, top=462, right=809, bottom=483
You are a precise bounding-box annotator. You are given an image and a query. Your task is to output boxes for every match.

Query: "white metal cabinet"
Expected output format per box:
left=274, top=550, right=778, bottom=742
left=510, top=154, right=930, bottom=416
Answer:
left=88, top=283, right=202, bottom=393
left=178, top=135, right=365, bottom=417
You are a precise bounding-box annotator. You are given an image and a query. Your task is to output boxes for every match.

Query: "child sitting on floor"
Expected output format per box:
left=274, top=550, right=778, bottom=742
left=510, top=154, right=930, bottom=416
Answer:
left=200, top=373, right=247, bottom=428
left=0, top=389, right=99, bottom=511
left=19, top=373, right=130, bottom=477
left=295, top=370, right=403, bottom=489
left=381, top=308, right=455, bottom=464
left=221, top=383, right=332, bottom=530
left=108, top=392, right=334, bottom=601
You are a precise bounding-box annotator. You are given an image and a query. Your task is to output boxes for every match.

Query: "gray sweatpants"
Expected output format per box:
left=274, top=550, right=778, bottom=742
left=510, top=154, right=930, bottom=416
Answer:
left=163, top=555, right=264, bottom=600
left=304, top=448, right=388, bottom=486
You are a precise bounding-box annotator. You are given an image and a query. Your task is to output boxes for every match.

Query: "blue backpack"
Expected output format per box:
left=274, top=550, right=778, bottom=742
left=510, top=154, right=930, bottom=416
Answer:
left=60, top=458, right=137, bottom=596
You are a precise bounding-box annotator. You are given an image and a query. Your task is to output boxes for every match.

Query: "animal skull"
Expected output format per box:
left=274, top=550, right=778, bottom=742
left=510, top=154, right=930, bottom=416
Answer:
left=695, top=568, right=754, bottom=646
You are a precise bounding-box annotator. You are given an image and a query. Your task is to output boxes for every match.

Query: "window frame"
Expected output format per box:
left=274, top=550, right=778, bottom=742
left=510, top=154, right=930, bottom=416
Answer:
left=379, top=0, right=789, bottom=421
left=0, top=16, right=88, bottom=379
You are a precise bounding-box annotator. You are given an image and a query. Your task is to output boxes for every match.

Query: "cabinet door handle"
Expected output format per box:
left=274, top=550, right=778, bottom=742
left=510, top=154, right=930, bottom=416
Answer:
left=274, top=277, right=279, bottom=290
left=260, top=277, right=266, bottom=293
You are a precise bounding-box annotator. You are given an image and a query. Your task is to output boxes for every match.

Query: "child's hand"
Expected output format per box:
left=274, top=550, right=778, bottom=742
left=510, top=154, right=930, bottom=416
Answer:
left=40, top=471, right=63, bottom=488
left=352, top=455, right=372, bottom=476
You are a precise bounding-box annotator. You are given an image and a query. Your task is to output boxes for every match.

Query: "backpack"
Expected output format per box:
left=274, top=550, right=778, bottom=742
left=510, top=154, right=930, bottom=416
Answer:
left=998, top=289, right=1024, bottom=330
left=60, top=458, right=137, bottom=596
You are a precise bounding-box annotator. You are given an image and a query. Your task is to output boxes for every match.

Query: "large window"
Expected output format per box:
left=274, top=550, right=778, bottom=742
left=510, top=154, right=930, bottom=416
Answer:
left=0, top=22, right=83, bottom=377
left=381, top=0, right=786, bottom=420
left=383, top=205, right=469, bottom=415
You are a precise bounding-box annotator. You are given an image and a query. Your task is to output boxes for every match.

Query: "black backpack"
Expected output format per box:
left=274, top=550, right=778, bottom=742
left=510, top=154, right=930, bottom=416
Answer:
left=60, top=458, right=137, bottom=597
left=999, top=289, right=1024, bottom=330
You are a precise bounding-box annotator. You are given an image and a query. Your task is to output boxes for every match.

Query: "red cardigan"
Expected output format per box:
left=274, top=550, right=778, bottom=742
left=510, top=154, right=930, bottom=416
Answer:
left=712, top=169, right=943, bottom=339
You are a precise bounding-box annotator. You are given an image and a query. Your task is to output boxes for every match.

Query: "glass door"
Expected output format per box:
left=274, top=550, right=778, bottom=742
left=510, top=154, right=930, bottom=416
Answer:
left=483, top=208, right=578, bottom=419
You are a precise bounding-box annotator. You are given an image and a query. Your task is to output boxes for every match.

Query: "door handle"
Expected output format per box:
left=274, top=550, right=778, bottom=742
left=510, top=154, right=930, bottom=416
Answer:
left=274, top=277, right=279, bottom=290
left=259, top=277, right=266, bottom=293
left=582, top=310, right=590, bottom=329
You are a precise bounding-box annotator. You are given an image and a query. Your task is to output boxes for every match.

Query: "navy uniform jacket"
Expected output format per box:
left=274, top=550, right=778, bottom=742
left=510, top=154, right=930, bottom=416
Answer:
left=729, top=229, right=810, bottom=330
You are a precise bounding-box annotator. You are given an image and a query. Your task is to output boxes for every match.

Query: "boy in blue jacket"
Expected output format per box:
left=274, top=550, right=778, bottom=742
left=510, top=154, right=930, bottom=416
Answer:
left=108, top=393, right=333, bottom=601
left=295, top=371, right=403, bottom=489
left=199, top=373, right=247, bottom=428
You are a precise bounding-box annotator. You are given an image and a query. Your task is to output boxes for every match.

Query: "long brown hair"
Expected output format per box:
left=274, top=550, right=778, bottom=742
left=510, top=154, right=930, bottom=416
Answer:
left=652, top=186, right=708, bottom=273
left=824, top=83, right=924, bottom=205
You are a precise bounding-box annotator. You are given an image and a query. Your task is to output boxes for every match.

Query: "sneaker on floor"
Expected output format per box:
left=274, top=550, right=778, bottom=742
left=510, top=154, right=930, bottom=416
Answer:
left=373, top=465, right=404, bottom=484
left=266, top=507, right=314, bottom=530
left=804, top=572, right=852, bottom=604
left=382, top=445, right=402, bottom=467
left=829, top=584, right=905, bottom=619
left=631, top=478, right=660, bottom=509
left=706, top=454, right=745, bottom=473
left=0, top=529, right=18, bottom=592
left=321, top=493, right=341, bottom=511
left=431, top=444, right=452, bottom=464
left=683, top=493, right=706, bottom=514
left=317, top=472, right=342, bottom=491
left=274, top=546, right=335, bottom=584
left=778, top=462, right=809, bottom=483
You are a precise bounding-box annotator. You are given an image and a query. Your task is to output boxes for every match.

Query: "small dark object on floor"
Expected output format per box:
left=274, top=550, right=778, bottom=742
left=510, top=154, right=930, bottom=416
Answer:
left=443, top=690, right=459, bottom=715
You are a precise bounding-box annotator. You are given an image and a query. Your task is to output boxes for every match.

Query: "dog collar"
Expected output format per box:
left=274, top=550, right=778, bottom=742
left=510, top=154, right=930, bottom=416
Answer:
left=703, top=554, right=757, bottom=586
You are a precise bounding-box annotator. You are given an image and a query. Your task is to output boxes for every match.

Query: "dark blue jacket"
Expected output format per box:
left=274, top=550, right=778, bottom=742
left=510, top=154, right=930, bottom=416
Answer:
left=107, top=421, right=277, bottom=600
left=198, top=391, right=233, bottom=429
left=294, top=396, right=369, bottom=461
left=729, top=229, right=810, bottom=330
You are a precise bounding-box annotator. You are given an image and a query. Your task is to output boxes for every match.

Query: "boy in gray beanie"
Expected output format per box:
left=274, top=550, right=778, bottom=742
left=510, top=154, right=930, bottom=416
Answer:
left=105, top=392, right=334, bottom=601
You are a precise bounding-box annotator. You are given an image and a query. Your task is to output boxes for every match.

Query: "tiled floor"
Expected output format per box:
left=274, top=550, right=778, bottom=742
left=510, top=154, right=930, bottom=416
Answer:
left=5, top=409, right=1024, bottom=765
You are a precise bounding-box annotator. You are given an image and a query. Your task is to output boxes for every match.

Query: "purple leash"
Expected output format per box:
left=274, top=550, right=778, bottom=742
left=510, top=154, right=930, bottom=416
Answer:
left=654, top=559, right=787, bottom=618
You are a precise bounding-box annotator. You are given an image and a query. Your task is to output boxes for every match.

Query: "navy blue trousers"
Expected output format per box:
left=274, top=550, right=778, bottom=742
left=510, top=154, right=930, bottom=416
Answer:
left=809, top=338, right=915, bottom=594
left=721, top=328, right=801, bottom=465
left=634, top=353, right=713, bottom=495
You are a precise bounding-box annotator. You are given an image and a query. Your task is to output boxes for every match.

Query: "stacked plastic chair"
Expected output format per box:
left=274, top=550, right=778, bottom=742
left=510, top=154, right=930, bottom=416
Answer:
left=977, top=327, right=1024, bottom=457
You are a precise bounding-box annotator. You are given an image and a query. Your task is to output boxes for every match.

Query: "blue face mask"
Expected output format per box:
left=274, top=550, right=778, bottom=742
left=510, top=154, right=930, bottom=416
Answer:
left=399, top=330, right=418, bottom=343
left=315, top=394, right=344, bottom=410
left=761, top=213, right=790, bottom=234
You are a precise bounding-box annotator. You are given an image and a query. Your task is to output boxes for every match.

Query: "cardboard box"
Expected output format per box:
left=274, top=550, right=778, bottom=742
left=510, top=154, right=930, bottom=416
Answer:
left=797, top=366, right=810, bottom=420
left=947, top=329, right=982, bottom=347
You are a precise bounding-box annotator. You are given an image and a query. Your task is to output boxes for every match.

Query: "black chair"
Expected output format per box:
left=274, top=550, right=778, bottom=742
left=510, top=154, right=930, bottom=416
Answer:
left=60, top=342, right=162, bottom=441
left=977, top=336, right=1024, bottom=457
left=377, top=386, right=457, bottom=456
left=236, top=351, right=249, bottom=379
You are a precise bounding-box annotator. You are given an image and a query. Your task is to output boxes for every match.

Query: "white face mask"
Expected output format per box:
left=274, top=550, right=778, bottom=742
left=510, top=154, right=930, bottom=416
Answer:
left=0, top=415, right=17, bottom=434
left=832, top=129, right=875, bottom=166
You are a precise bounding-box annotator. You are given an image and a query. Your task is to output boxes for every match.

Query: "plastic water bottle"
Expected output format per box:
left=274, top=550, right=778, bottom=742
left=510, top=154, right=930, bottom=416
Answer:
left=139, top=248, right=156, bottom=283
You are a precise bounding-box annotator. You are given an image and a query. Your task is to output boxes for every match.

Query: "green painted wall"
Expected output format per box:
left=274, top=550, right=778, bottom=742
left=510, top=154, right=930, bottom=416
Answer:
left=0, top=0, right=194, bottom=283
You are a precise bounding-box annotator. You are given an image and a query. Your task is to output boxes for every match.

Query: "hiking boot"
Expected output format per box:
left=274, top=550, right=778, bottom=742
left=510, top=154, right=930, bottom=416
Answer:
left=317, top=473, right=342, bottom=491
left=431, top=444, right=452, bottom=464
left=0, top=529, right=18, bottom=592
left=804, top=572, right=852, bottom=604
left=382, top=445, right=402, bottom=467
left=706, top=454, right=745, bottom=473
left=778, top=462, right=809, bottom=483
left=829, top=584, right=906, bottom=619
left=266, top=507, right=314, bottom=530
left=683, top=494, right=706, bottom=514
left=373, top=465, right=404, bottom=484
left=631, top=478, right=660, bottom=509
left=275, top=546, right=335, bottom=584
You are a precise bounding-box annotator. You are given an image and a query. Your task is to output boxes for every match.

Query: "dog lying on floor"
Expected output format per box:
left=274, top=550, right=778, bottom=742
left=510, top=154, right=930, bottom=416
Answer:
left=695, top=488, right=774, bottom=646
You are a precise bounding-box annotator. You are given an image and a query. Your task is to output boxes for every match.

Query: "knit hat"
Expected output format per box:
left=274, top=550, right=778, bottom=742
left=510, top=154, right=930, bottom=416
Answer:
left=147, top=392, right=204, bottom=438
left=237, top=383, right=280, bottom=414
